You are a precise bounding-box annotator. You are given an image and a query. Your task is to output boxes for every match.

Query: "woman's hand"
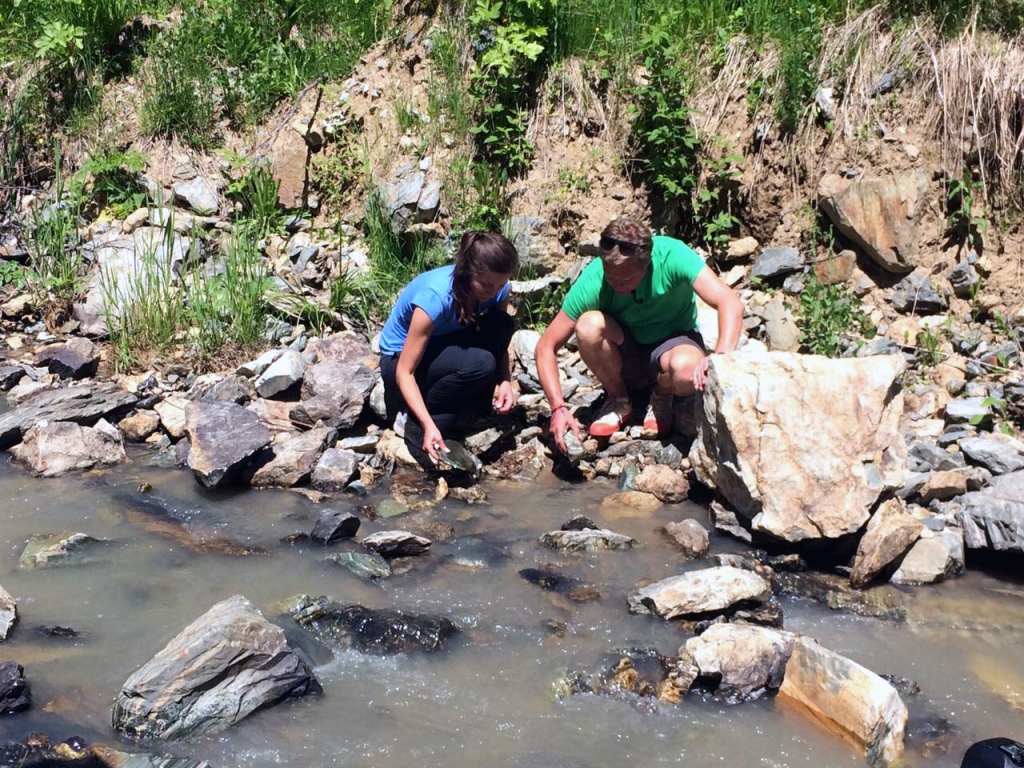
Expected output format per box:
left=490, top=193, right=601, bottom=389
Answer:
left=550, top=406, right=583, bottom=454
left=422, top=422, right=448, bottom=464
left=493, top=381, right=515, bottom=413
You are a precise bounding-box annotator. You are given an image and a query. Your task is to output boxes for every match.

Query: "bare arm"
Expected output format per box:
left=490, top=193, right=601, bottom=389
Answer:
left=692, top=267, right=744, bottom=353
left=493, top=297, right=515, bottom=412
left=536, top=310, right=583, bottom=452
left=690, top=267, right=744, bottom=390
left=396, top=307, right=446, bottom=461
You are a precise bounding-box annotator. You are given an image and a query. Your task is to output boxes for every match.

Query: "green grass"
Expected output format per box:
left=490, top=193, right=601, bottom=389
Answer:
left=138, top=0, right=391, bottom=145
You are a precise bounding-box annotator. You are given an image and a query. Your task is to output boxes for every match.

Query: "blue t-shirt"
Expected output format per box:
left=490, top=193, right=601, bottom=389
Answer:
left=378, top=264, right=511, bottom=355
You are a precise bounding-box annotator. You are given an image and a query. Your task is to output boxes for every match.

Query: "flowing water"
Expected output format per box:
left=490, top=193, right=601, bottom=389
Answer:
left=1, top=445, right=1022, bottom=768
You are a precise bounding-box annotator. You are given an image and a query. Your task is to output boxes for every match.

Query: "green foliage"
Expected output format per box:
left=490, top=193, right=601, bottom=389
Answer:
left=797, top=275, right=874, bottom=357
left=468, top=0, right=555, bottom=175
left=27, top=153, right=85, bottom=310
left=514, top=274, right=569, bottom=331
left=225, top=164, right=283, bottom=237
left=100, top=217, right=187, bottom=369
left=915, top=322, right=950, bottom=369
left=139, top=0, right=388, bottom=146
left=693, top=150, right=742, bottom=257
left=444, top=156, right=509, bottom=233
left=945, top=168, right=988, bottom=256
left=73, top=147, right=147, bottom=218
left=139, top=24, right=218, bottom=146
left=425, top=25, right=475, bottom=142
left=190, top=222, right=271, bottom=355
left=630, top=22, right=700, bottom=205
left=0, top=260, right=28, bottom=289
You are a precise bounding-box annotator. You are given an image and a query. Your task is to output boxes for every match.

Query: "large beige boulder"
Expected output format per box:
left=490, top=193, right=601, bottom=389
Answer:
left=780, top=636, right=908, bottom=766
left=690, top=350, right=907, bottom=543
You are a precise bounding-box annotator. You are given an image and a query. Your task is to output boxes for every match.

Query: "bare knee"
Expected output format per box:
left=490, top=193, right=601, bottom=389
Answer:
left=660, top=346, right=705, bottom=394
left=576, top=311, right=622, bottom=348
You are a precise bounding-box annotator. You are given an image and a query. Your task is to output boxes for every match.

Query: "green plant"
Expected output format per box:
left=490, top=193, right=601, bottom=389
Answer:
left=915, top=323, right=949, bottom=369
left=468, top=0, right=554, bottom=175
left=28, top=151, right=85, bottom=317
left=557, top=167, right=591, bottom=198
left=514, top=274, right=569, bottom=331
left=73, top=147, right=147, bottom=219
left=0, top=260, right=27, bottom=289
left=945, top=168, right=988, bottom=257
left=100, top=216, right=187, bottom=370
left=797, top=275, right=875, bottom=357
left=187, top=221, right=272, bottom=363
left=693, top=149, right=742, bottom=258
left=225, top=163, right=283, bottom=236
left=630, top=21, right=700, bottom=207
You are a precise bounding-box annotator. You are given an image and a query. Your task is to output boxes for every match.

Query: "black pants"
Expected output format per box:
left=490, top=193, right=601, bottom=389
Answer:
left=380, top=311, right=514, bottom=436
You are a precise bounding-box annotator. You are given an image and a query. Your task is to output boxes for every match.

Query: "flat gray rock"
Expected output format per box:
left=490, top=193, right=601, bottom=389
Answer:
left=0, top=383, right=137, bottom=449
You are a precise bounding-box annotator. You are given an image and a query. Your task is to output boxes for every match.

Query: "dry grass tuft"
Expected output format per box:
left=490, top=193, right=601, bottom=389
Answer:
left=919, top=17, right=1024, bottom=210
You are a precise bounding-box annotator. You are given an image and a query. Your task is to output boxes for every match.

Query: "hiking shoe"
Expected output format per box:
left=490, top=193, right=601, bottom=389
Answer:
left=643, top=392, right=674, bottom=435
left=393, top=410, right=408, bottom=438
left=588, top=397, right=632, bottom=438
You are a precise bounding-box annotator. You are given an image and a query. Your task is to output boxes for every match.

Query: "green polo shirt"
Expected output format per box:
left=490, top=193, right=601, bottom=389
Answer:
left=561, top=236, right=706, bottom=345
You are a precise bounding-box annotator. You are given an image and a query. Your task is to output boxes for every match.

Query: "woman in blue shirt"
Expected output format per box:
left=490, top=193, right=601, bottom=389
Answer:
left=379, top=231, right=519, bottom=465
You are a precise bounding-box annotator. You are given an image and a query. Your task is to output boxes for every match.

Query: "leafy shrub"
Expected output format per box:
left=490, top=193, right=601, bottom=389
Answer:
left=73, top=148, right=147, bottom=219
left=797, top=275, right=874, bottom=357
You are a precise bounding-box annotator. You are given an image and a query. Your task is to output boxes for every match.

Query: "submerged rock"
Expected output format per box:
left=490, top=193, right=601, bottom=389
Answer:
left=555, top=648, right=688, bottom=705
left=541, top=528, right=637, bottom=552
left=325, top=551, right=392, bottom=580
left=0, top=661, right=30, bottom=713
left=361, top=530, right=431, bottom=558
left=19, top=532, right=104, bottom=568
left=285, top=595, right=458, bottom=654
left=0, top=734, right=216, bottom=766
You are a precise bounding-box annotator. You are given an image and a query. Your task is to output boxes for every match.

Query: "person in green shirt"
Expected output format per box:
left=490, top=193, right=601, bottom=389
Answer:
left=535, top=216, right=744, bottom=452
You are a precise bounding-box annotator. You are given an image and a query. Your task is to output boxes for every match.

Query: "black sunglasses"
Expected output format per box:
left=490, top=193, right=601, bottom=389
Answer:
left=599, top=236, right=640, bottom=258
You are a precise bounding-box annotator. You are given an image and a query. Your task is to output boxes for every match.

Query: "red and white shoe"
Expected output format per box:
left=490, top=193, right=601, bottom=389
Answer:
left=588, top=398, right=632, bottom=438
left=642, top=392, right=674, bottom=435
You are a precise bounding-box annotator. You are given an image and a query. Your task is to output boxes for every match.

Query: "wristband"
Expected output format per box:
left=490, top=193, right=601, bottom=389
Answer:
left=552, top=404, right=569, bottom=416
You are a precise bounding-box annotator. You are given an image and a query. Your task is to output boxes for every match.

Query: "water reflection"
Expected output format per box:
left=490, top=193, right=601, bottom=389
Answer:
left=0, top=453, right=1019, bottom=767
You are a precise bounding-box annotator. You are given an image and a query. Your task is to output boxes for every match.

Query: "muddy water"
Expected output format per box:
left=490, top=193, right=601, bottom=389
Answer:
left=0, top=448, right=1022, bottom=768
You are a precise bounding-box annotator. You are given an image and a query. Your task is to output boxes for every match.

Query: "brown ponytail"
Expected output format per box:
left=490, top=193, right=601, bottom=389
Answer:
left=451, top=231, right=519, bottom=325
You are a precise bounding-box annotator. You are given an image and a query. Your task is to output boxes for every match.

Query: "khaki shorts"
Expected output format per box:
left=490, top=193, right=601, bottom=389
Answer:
left=619, top=328, right=707, bottom=390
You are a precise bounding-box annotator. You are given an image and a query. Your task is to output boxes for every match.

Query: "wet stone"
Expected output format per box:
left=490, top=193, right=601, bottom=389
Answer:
left=376, top=498, right=410, bottom=518
left=288, top=597, right=458, bottom=655
left=0, top=661, right=30, bottom=713
left=310, top=510, right=360, bottom=545
left=361, top=530, right=431, bottom=558
left=541, top=528, right=638, bottom=552
left=325, top=551, right=392, bottom=580
left=19, top=532, right=104, bottom=568
left=561, top=515, right=599, bottom=531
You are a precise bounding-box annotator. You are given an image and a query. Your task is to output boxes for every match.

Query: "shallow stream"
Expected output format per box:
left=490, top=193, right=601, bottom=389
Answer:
left=1, top=446, right=1023, bottom=767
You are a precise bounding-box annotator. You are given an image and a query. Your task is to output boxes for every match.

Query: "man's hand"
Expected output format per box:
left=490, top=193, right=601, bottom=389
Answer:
left=493, top=381, right=515, bottom=413
left=550, top=406, right=583, bottom=454
left=692, top=355, right=711, bottom=391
